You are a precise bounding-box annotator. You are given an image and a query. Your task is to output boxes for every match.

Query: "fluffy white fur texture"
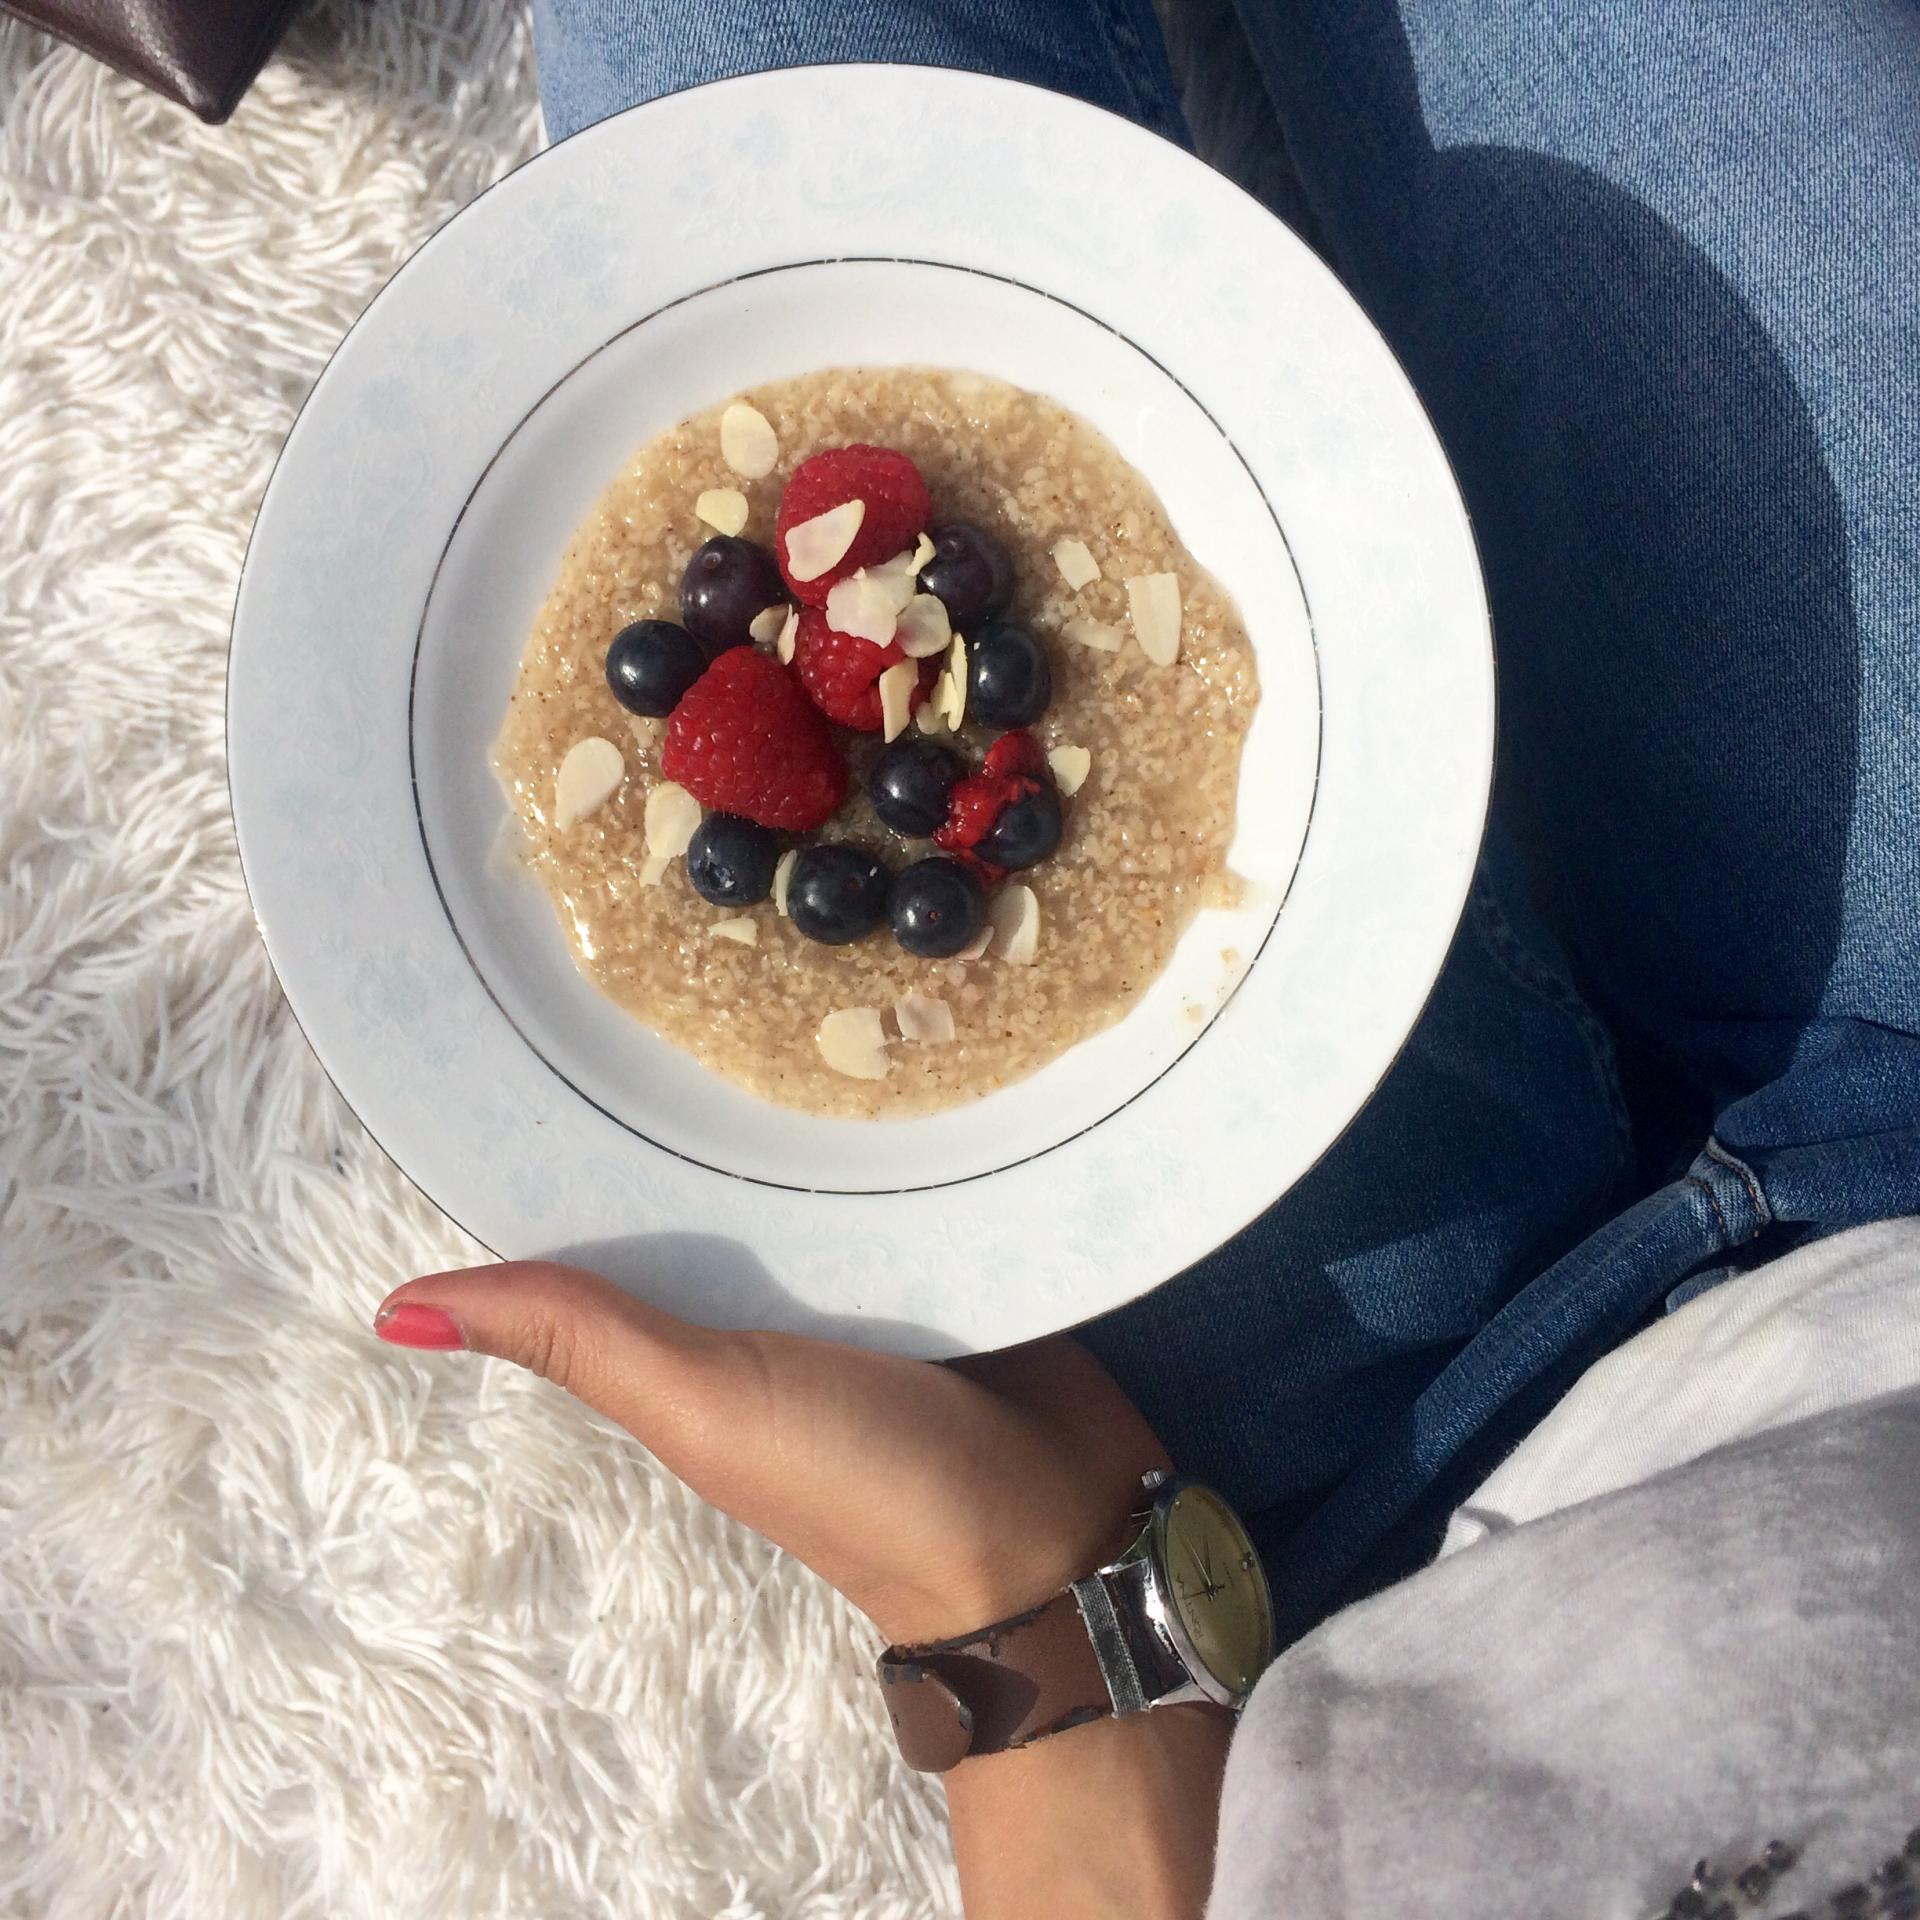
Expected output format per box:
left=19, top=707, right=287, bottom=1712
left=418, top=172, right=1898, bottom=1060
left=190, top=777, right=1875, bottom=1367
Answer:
left=0, top=7, right=956, bottom=1913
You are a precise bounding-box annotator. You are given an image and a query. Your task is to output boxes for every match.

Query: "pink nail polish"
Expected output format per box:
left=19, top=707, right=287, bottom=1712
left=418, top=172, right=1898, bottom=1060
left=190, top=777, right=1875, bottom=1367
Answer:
left=374, top=1302, right=466, bottom=1351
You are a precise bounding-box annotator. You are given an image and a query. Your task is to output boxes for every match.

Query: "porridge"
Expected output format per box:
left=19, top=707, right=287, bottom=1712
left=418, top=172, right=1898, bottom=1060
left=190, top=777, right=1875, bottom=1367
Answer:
left=493, top=366, right=1258, bottom=1118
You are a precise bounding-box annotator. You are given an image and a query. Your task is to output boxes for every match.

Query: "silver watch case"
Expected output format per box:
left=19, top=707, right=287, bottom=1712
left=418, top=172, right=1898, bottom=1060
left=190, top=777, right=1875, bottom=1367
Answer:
left=1067, top=1469, right=1274, bottom=1717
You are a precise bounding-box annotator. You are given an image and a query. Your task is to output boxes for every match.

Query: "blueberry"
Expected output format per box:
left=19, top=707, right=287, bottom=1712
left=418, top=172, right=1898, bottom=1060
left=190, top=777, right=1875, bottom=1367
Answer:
left=889, top=858, right=986, bottom=959
left=869, top=738, right=964, bottom=838
left=605, top=618, right=707, bottom=717
left=920, top=522, right=1014, bottom=629
left=680, top=536, right=785, bottom=657
left=978, top=783, right=1062, bottom=869
left=685, top=813, right=778, bottom=907
left=967, top=620, right=1053, bottom=730
left=787, top=843, right=891, bottom=944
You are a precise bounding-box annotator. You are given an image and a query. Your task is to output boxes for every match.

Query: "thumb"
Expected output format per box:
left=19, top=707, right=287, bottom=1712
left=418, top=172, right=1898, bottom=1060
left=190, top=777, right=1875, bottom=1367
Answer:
left=373, top=1261, right=761, bottom=1491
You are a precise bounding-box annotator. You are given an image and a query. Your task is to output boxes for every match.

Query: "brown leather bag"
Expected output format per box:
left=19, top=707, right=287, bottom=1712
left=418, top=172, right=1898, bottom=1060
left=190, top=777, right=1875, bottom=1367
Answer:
left=2, top=0, right=301, bottom=123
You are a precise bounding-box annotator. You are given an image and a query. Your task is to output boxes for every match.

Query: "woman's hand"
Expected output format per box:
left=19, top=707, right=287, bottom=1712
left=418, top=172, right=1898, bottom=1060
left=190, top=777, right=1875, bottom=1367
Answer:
left=375, top=1264, right=1228, bottom=1919
left=374, top=1262, right=1168, bottom=1644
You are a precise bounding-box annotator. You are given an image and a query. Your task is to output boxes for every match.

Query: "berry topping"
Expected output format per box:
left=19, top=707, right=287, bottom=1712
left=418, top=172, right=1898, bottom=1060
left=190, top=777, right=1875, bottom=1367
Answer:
left=977, top=783, right=1063, bottom=870
left=967, top=620, right=1053, bottom=730
left=792, top=605, right=939, bottom=732
left=934, top=729, right=1055, bottom=872
left=920, top=522, right=1015, bottom=628
left=681, top=536, right=787, bottom=657
left=982, top=730, right=1049, bottom=781
left=889, top=858, right=987, bottom=959
left=605, top=618, right=708, bottom=717
left=685, top=812, right=779, bottom=907
left=786, top=842, right=891, bottom=945
left=662, top=647, right=847, bottom=832
left=869, top=737, right=964, bottom=837
left=776, top=445, right=931, bottom=604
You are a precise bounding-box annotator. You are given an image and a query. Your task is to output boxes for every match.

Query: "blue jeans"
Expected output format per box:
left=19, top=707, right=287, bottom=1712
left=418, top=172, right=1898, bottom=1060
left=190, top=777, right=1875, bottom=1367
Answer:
left=535, top=0, right=1920, bottom=1641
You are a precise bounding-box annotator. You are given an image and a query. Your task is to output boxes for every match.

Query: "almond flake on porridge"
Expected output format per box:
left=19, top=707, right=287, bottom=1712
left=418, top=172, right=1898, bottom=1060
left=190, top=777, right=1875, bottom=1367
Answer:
left=1126, top=572, right=1183, bottom=666
left=1049, top=744, right=1092, bottom=796
left=1052, top=537, right=1101, bottom=590
left=720, top=401, right=780, bottom=478
left=1064, top=615, right=1123, bottom=653
left=818, top=1006, right=891, bottom=1080
left=894, top=991, right=956, bottom=1045
left=695, top=487, right=750, bottom=536
left=553, top=736, right=624, bottom=831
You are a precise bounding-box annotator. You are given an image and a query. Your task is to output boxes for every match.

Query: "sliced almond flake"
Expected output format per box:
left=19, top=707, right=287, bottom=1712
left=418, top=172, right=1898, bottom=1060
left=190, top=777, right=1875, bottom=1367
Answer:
left=643, top=780, right=701, bottom=858
left=748, top=603, right=788, bottom=646
left=695, top=487, right=750, bottom=537
left=894, top=991, right=956, bottom=1045
left=772, top=848, right=797, bottom=917
left=868, top=548, right=924, bottom=601
left=878, top=659, right=921, bottom=743
left=775, top=605, right=799, bottom=665
left=709, top=916, right=759, bottom=946
left=987, top=883, right=1040, bottom=965
left=942, top=634, right=969, bottom=731
left=953, top=925, right=994, bottom=962
left=817, top=1007, right=892, bottom=1081
left=894, top=592, right=951, bottom=658
left=1052, top=537, right=1101, bottom=591
left=1064, top=616, right=1123, bottom=653
left=914, top=700, right=946, bottom=736
left=719, top=401, right=779, bottom=478
left=1126, top=572, right=1183, bottom=666
left=825, top=568, right=903, bottom=645
left=554, top=736, right=624, bottom=831
left=1048, top=744, right=1092, bottom=797
left=638, top=850, right=673, bottom=887
left=910, top=531, right=936, bottom=573
left=784, top=498, right=865, bottom=581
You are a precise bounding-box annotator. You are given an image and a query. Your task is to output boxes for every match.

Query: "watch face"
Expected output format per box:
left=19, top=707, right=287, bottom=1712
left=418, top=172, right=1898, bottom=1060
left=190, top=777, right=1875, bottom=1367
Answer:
left=1156, top=1483, right=1274, bottom=1699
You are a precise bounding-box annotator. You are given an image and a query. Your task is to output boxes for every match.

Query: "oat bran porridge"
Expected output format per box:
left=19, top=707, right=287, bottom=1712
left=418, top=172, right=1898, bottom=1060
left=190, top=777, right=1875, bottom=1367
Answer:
left=492, top=366, right=1258, bottom=1118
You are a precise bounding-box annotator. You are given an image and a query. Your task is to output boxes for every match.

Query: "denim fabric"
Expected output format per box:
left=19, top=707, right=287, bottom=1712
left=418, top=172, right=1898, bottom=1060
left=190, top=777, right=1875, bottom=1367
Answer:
left=532, top=0, right=1190, bottom=148
left=535, top=0, right=1920, bottom=1639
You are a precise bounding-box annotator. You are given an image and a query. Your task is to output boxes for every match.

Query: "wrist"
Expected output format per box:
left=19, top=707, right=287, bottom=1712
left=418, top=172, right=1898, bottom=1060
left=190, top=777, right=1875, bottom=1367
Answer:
left=945, top=1702, right=1230, bottom=1920
left=866, top=1479, right=1162, bottom=1647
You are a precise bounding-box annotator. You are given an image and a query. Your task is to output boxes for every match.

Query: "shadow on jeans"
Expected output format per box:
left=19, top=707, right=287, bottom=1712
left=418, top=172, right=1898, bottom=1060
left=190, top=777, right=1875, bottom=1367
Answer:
left=1091, top=0, right=1861, bottom=1628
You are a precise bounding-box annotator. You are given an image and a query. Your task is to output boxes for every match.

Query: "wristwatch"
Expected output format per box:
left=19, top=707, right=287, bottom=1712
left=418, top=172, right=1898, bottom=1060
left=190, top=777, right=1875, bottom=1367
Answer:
left=875, top=1471, right=1276, bottom=1772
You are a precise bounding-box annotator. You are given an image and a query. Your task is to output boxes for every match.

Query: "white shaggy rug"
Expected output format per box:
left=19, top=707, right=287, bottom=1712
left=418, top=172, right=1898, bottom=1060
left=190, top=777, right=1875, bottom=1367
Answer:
left=0, top=7, right=955, bottom=1914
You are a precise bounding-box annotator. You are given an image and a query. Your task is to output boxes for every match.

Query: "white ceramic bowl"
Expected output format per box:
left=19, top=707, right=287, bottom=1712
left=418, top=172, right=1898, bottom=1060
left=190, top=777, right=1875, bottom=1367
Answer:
left=228, top=66, right=1492, bottom=1356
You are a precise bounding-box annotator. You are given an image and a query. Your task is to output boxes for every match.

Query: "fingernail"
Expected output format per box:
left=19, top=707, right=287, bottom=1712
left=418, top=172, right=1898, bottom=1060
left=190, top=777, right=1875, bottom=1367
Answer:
left=374, top=1301, right=466, bottom=1351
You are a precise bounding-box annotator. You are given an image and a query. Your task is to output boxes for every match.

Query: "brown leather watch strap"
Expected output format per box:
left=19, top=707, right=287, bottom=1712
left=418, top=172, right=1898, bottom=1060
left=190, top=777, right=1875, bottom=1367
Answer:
left=875, top=1590, right=1115, bottom=1773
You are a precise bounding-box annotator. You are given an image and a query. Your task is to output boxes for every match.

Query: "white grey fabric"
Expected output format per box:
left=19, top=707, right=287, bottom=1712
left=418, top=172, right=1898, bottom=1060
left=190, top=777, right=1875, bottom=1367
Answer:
left=1446, top=1216, right=1920, bottom=1551
left=1211, top=1219, right=1920, bottom=1920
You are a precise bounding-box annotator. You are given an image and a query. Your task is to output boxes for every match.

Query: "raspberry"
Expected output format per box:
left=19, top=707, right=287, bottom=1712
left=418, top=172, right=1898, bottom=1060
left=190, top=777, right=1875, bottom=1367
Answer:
left=662, top=647, right=847, bottom=832
left=775, top=445, right=931, bottom=605
left=981, top=731, right=1048, bottom=781
left=792, top=606, right=940, bottom=732
left=935, top=729, right=1048, bottom=862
